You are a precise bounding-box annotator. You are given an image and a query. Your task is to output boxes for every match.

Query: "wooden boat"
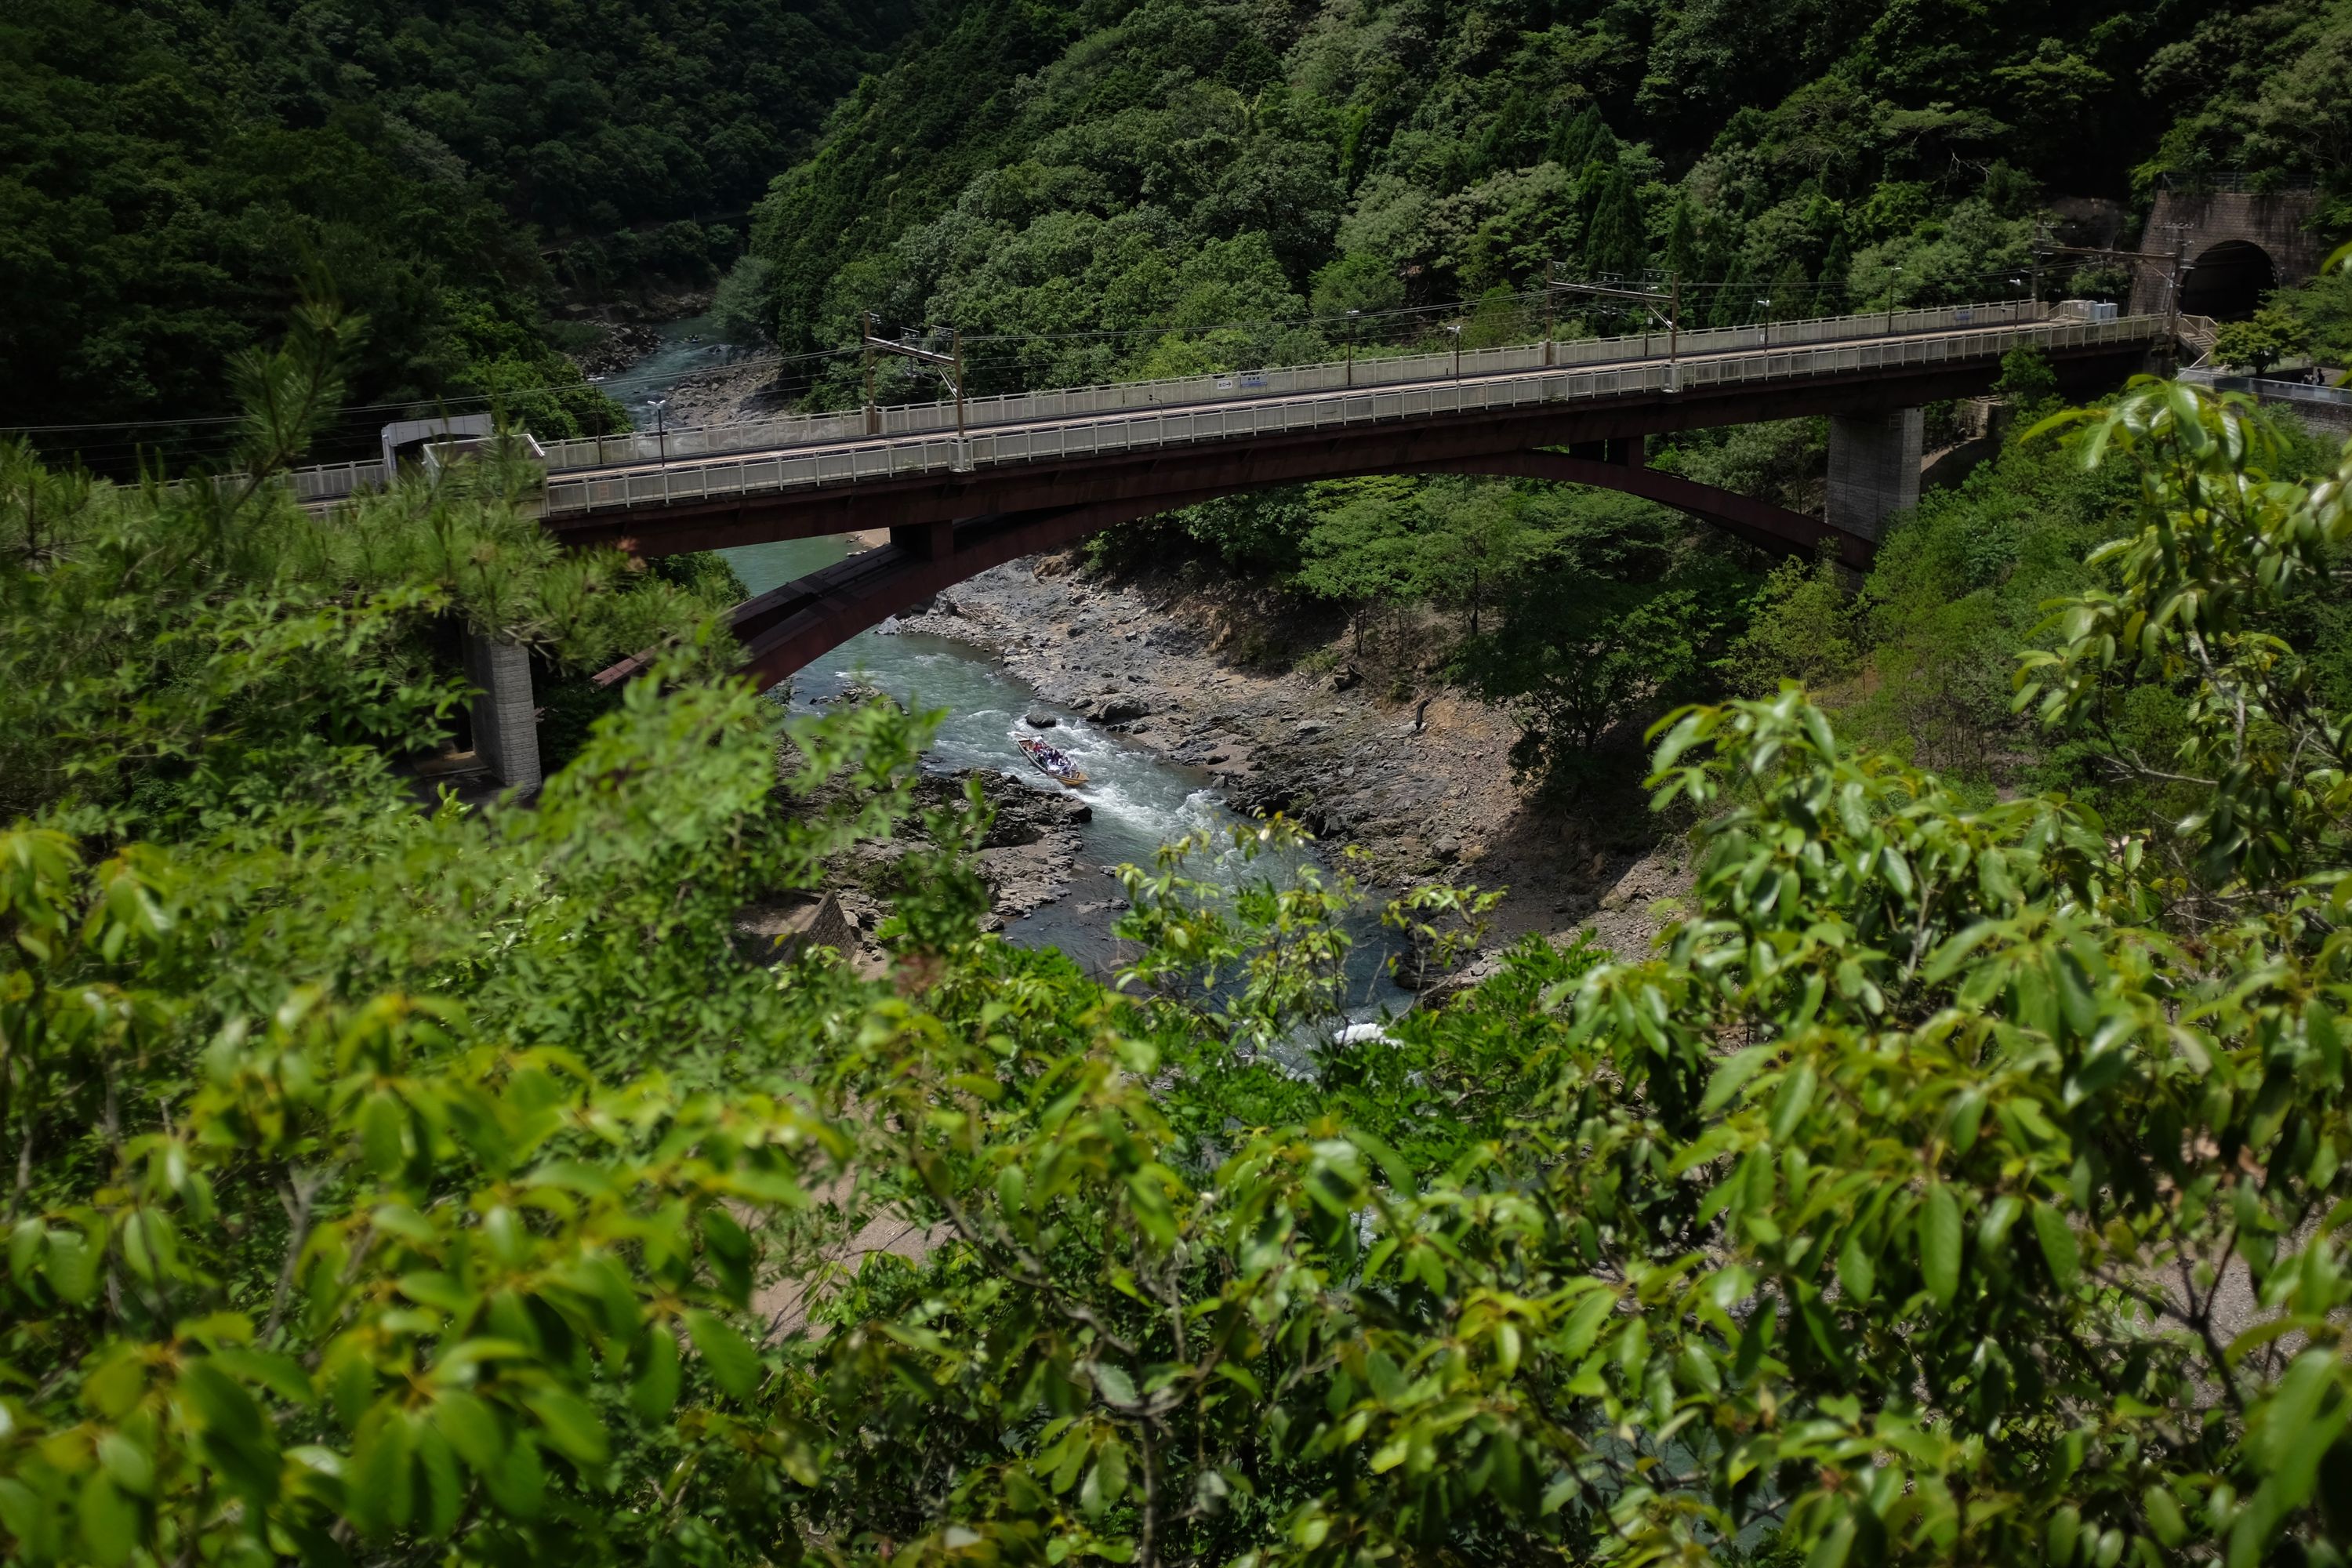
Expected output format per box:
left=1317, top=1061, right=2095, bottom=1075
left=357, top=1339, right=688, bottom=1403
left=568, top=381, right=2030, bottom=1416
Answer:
left=1016, top=735, right=1087, bottom=787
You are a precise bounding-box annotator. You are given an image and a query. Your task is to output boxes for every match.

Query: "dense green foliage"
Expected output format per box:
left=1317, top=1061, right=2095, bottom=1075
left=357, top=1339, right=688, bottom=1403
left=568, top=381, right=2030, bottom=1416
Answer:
left=747, top=0, right=2352, bottom=384
left=0, top=0, right=922, bottom=446
left=2142, top=0, right=2352, bottom=214
left=723, top=0, right=2352, bottom=814
left=14, top=340, right=2352, bottom=1566
left=0, top=307, right=741, bottom=829
left=20, top=7, right=2352, bottom=1564
left=2220, top=252, right=2352, bottom=378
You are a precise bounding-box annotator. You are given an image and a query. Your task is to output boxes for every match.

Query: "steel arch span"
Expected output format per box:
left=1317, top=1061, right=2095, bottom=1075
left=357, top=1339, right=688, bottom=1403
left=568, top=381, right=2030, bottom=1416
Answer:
left=595, top=448, right=1849, bottom=692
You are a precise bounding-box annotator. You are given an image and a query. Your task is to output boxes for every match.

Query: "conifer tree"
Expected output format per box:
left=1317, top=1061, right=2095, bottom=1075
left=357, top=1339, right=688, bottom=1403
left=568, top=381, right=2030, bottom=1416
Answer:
left=1581, top=165, right=1646, bottom=281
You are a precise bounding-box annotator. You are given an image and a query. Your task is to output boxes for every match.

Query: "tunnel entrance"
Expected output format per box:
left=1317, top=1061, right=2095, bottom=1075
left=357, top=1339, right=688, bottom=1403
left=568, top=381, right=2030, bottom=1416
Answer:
left=2178, top=240, right=2277, bottom=321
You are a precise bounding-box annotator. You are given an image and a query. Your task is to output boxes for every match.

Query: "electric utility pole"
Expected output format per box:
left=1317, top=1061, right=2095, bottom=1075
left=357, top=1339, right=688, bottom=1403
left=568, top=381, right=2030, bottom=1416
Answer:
left=862, top=319, right=968, bottom=450
left=2165, top=225, right=2192, bottom=356
left=1546, top=270, right=1680, bottom=380
left=2028, top=233, right=2184, bottom=356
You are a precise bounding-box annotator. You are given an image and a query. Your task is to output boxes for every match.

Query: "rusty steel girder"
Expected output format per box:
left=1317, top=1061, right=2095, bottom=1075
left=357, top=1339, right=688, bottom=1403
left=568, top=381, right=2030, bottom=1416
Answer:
left=595, top=461, right=1840, bottom=690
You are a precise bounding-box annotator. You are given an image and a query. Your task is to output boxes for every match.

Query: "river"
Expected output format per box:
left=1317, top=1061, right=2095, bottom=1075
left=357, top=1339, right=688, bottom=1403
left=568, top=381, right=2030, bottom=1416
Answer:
left=620, top=315, right=1411, bottom=1018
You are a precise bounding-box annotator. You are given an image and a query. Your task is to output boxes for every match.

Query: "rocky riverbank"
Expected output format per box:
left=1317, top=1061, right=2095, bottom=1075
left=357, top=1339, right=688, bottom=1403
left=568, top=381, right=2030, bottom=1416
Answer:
left=659, top=356, right=794, bottom=426
left=894, top=554, right=1692, bottom=977
left=817, top=764, right=1095, bottom=953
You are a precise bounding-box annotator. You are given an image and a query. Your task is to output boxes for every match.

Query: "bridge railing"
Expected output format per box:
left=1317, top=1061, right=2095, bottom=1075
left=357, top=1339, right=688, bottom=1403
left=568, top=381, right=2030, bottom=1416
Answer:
left=542, top=312, right=2158, bottom=520
left=530, top=300, right=2046, bottom=475
left=170, top=458, right=391, bottom=506
left=285, top=459, right=389, bottom=502
left=2187, top=372, right=2352, bottom=412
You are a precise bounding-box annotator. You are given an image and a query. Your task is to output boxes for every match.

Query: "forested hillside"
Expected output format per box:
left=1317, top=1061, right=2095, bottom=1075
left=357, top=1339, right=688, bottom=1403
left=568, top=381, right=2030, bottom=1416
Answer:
left=0, top=0, right=922, bottom=451
left=750, top=0, right=2352, bottom=370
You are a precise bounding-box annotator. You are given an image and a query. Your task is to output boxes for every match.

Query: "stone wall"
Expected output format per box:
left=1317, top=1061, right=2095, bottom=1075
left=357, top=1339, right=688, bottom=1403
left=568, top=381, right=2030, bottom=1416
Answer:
left=2128, top=189, right=2325, bottom=315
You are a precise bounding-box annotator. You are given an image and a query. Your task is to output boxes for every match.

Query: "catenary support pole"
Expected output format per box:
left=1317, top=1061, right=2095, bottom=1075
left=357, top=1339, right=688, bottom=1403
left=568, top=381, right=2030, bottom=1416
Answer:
left=864, top=312, right=879, bottom=435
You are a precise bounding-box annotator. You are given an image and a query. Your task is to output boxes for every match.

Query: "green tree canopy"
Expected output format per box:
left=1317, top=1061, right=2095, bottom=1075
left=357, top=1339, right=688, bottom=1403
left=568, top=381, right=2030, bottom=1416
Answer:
left=13, top=379, right=2352, bottom=1568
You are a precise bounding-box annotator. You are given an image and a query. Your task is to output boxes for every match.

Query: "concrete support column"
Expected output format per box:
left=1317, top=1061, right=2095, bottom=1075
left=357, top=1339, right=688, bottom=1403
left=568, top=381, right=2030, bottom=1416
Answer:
left=463, top=633, right=541, bottom=793
left=1827, top=407, right=1923, bottom=542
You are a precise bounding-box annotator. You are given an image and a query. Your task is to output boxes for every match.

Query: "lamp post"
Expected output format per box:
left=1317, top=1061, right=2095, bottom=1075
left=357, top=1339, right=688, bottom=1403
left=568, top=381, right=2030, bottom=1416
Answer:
left=1544, top=260, right=1555, bottom=365
left=1668, top=271, right=1679, bottom=373
left=1445, top=321, right=1462, bottom=379
left=1346, top=309, right=1361, bottom=387
left=924, top=326, right=967, bottom=441
left=651, top=397, right=670, bottom=464
left=1886, top=266, right=1904, bottom=335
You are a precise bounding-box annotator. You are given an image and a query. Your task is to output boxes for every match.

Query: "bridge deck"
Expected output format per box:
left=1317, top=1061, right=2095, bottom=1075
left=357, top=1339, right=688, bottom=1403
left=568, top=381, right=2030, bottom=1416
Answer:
left=564, top=303, right=2162, bottom=688
left=539, top=307, right=2163, bottom=526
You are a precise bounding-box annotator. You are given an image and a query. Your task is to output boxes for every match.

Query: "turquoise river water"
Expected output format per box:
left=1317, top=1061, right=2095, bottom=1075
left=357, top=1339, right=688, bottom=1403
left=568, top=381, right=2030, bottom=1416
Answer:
left=621, top=315, right=1411, bottom=1015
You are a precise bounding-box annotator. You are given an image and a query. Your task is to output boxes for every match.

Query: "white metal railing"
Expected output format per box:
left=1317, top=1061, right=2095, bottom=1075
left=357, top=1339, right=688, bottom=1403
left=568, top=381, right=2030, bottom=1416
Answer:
left=543, top=312, right=2163, bottom=519
left=177, top=459, right=390, bottom=505
left=2190, top=373, right=2352, bottom=412
left=286, top=459, right=387, bottom=501
left=531, top=300, right=2047, bottom=474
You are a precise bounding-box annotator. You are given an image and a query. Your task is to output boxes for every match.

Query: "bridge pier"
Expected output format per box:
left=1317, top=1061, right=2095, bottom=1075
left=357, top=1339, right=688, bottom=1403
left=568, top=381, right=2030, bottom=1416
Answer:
left=463, top=633, right=542, bottom=793
left=1827, top=408, right=1923, bottom=542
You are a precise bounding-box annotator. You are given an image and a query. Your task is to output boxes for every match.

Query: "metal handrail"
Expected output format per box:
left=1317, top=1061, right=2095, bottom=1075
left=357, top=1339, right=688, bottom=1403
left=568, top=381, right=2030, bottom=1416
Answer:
left=528, top=300, right=2045, bottom=475
left=273, top=301, right=2054, bottom=504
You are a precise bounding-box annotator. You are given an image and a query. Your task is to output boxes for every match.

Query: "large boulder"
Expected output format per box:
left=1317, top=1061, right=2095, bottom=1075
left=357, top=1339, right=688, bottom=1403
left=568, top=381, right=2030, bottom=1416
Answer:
left=1092, top=695, right=1150, bottom=723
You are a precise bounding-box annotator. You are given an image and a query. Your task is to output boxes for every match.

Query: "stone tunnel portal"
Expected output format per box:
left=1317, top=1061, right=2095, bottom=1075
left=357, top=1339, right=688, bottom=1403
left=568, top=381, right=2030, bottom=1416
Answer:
left=2179, top=239, right=2278, bottom=321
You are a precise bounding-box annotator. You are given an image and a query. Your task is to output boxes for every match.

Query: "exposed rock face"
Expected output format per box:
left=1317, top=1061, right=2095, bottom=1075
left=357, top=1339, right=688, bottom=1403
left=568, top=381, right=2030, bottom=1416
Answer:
left=920, top=770, right=1093, bottom=924
left=564, top=321, right=662, bottom=377
left=734, top=891, right=858, bottom=964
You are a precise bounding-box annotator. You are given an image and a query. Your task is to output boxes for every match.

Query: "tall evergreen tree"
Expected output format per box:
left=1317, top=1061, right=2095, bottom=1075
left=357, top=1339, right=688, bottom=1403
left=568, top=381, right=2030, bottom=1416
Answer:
left=1550, top=106, right=1616, bottom=174
left=1817, top=231, right=1853, bottom=314
left=1665, top=199, right=1702, bottom=285
left=1709, top=257, right=1756, bottom=328
left=1582, top=165, right=1647, bottom=281
left=1769, top=256, right=1812, bottom=319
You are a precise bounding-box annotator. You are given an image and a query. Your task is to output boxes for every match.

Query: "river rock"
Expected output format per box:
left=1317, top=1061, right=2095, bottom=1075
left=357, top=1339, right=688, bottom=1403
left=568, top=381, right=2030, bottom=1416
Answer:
left=733, top=891, right=857, bottom=964
left=1024, top=711, right=1058, bottom=728
left=1093, top=695, right=1151, bottom=723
